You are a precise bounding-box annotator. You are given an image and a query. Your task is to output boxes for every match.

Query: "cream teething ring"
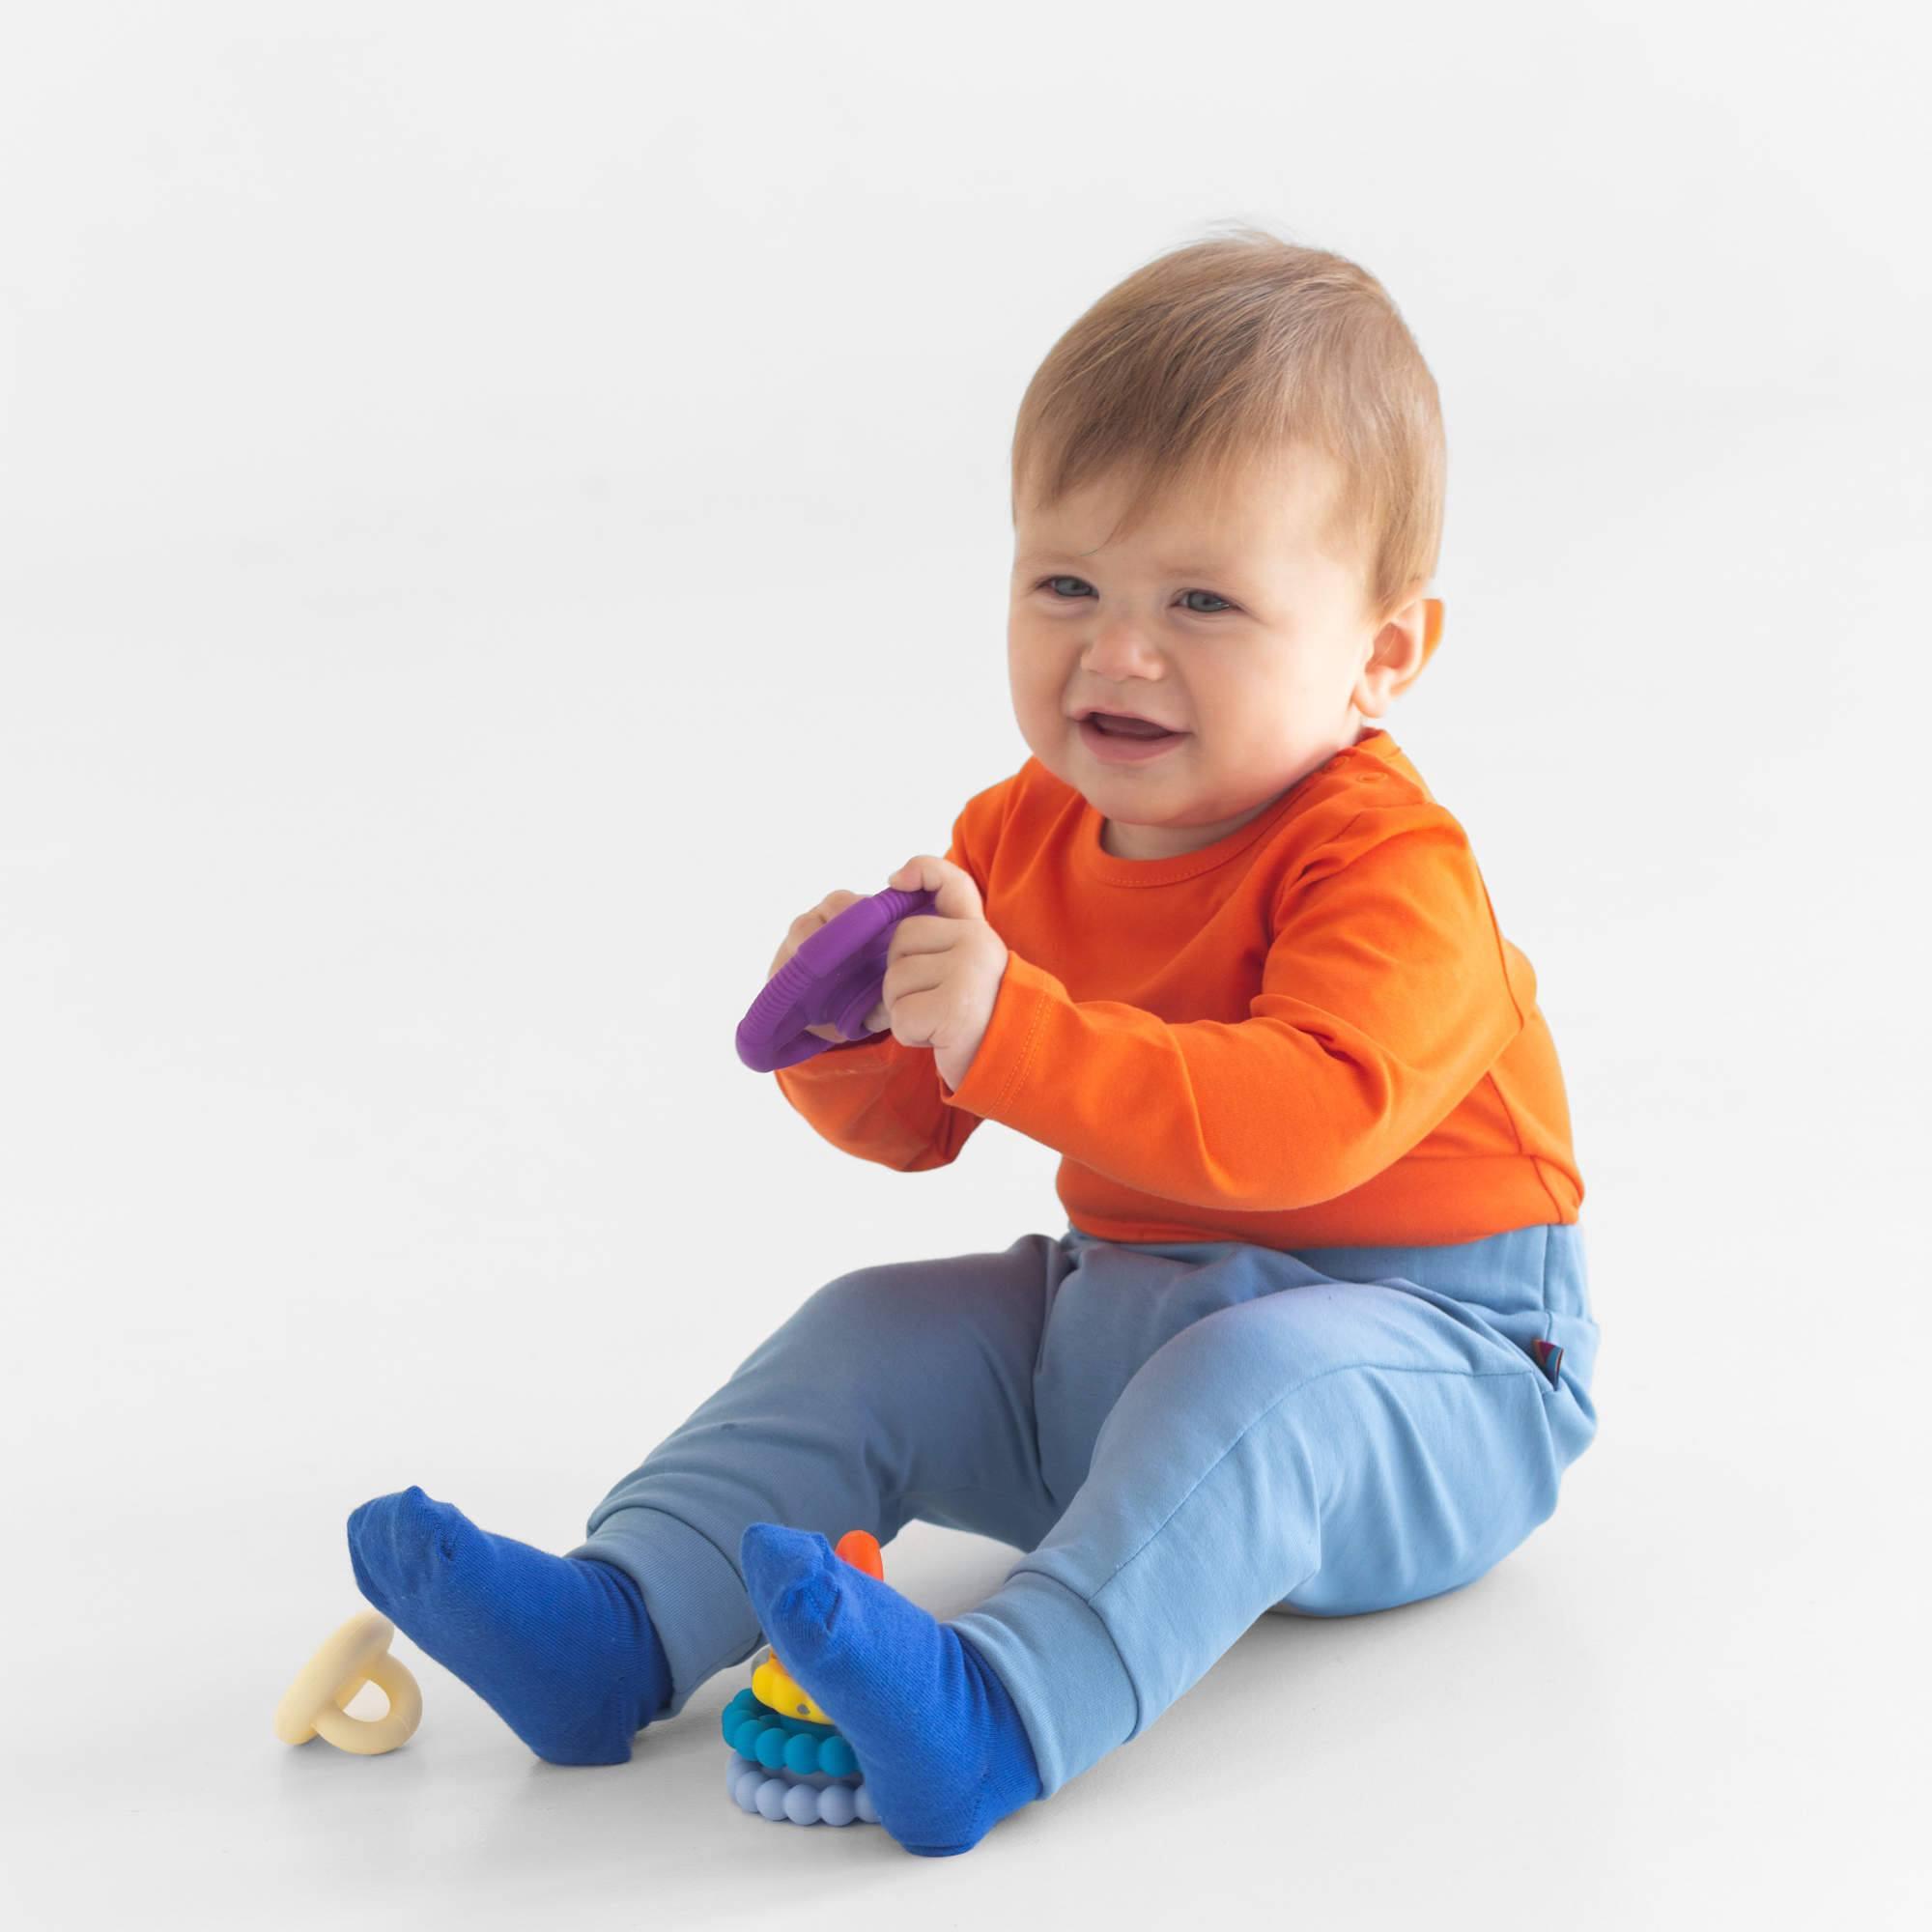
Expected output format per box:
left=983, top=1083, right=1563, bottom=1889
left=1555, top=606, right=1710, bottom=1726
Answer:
left=275, top=1609, right=422, bottom=1754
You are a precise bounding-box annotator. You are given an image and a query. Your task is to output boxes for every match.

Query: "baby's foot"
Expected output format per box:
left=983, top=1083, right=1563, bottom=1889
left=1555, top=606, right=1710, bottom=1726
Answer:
left=347, top=1485, right=671, bottom=1765
left=739, top=1522, right=1042, bottom=1856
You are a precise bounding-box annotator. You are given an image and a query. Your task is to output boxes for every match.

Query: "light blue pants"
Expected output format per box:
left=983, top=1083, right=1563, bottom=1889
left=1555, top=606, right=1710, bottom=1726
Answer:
left=568, top=1220, right=1601, bottom=1798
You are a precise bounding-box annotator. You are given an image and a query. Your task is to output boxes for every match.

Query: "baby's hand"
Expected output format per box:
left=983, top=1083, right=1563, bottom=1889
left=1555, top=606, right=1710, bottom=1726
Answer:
left=766, top=892, right=889, bottom=1043
left=874, top=855, right=1009, bottom=1092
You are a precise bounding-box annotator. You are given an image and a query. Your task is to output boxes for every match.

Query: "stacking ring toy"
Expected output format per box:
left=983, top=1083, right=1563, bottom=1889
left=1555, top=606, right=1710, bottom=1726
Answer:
left=737, top=887, right=936, bottom=1071
left=721, top=1529, right=887, bottom=1828
left=274, top=1609, right=423, bottom=1754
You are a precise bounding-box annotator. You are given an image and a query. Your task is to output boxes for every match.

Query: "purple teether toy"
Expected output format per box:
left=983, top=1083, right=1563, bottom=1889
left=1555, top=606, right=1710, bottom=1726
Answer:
left=736, top=887, right=937, bottom=1072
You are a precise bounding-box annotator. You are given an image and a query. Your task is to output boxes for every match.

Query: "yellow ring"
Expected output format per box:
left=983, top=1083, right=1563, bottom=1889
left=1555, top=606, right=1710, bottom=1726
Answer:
left=275, top=1610, right=423, bottom=1754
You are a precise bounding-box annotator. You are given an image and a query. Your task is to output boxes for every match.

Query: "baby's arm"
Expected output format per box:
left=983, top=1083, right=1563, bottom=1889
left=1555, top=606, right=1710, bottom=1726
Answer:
left=936, top=799, right=1527, bottom=1212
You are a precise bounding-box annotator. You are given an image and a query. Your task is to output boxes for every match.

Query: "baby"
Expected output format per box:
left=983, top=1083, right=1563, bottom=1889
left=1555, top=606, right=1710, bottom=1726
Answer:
left=347, top=225, right=1601, bottom=1858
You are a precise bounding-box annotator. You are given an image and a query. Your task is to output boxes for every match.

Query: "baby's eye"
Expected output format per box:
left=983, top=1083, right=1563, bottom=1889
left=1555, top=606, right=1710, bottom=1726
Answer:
left=1037, top=576, right=1237, bottom=614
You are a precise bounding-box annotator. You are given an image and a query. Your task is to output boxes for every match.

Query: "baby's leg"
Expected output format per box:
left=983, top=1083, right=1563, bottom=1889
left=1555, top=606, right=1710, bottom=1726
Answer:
left=568, top=1232, right=1065, bottom=1711
left=346, top=1232, right=1066, bottom=1765
left=955, top=1253, right=1599, bottom=1801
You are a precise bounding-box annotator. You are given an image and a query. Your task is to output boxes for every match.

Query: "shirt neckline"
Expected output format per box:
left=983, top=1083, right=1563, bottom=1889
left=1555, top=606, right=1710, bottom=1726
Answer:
left=1072, top=726, right=1401, bottom=888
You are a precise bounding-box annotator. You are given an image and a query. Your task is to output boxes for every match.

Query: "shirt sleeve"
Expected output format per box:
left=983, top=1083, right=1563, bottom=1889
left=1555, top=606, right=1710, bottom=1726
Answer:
left=769, top=800, right=996, bottom=1174
left=935, top=801, right=1528, bottom=1211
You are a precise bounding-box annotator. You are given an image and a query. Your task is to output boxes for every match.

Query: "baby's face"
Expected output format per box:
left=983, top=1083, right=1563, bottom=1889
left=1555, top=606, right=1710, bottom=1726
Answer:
left=1009, top=444, right=1408, bottom=861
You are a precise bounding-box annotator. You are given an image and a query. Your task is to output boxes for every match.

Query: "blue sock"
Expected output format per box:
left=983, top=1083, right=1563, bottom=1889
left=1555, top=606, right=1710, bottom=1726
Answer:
left=738, top=1521, right=1043, bottom=1856
left=346, top=1485, right=672, bottom=1766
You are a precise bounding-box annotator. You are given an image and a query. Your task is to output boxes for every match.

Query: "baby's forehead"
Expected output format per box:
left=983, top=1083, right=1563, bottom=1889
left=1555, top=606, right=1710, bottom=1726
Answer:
left=1015, top=447, right=1341, bottom=570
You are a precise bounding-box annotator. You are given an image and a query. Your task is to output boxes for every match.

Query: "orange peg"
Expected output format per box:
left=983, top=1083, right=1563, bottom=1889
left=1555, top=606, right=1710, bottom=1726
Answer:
left=834, top=1529, right=884, bottom=1579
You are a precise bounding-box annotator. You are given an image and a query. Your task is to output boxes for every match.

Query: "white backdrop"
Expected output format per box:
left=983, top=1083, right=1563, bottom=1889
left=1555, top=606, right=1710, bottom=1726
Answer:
left=3, top=4, right=1927, bottom=1927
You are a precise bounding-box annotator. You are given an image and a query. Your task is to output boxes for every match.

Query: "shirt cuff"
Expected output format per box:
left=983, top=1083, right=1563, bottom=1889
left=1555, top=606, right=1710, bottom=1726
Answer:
left=937, top=949, right=1062, bottom=1120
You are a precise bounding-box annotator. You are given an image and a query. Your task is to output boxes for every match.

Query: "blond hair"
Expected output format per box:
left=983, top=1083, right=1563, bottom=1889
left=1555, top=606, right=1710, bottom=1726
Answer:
left=1009, top=222, right=1445, bottom=625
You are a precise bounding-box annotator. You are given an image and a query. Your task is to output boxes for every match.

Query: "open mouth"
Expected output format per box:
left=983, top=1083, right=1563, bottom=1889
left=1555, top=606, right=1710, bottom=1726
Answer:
left=1077, top=714, right=1186, bottom=761
left=1086, top=713, right=1177, bottom=739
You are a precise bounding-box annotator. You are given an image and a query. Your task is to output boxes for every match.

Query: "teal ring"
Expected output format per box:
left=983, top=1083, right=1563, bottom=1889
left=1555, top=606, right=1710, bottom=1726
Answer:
left=720, top=1686, right=863, bottom=1780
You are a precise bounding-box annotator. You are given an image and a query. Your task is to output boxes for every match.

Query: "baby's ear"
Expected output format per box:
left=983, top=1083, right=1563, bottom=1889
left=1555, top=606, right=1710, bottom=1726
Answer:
left=1363, top=595, right=1437, bottom=712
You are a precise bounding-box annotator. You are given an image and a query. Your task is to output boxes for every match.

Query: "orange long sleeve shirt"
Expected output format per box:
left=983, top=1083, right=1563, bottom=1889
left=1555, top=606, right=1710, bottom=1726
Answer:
left=773, top=726, right=1582, bottom=1249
